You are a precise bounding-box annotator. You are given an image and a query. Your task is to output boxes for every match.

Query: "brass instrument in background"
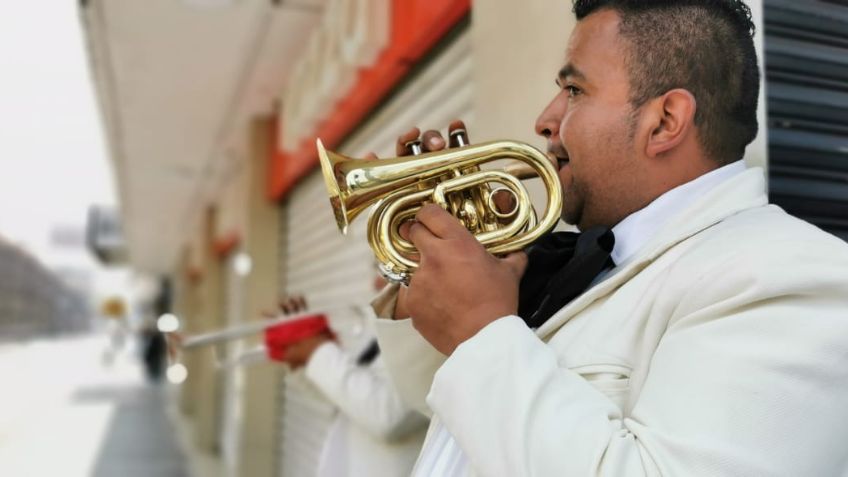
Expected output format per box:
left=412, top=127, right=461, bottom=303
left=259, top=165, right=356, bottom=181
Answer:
left=178, top=314, right=301, bottom=349
left=173, top=306, right=371, bottom=369
left=177, top=306, right=366, bottom=349
left=317, top=131, right=563, bottom=284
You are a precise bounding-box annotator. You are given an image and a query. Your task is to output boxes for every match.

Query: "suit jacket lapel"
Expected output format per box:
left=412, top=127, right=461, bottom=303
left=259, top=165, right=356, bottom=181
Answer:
left=535, top=168, right=769, bottom=340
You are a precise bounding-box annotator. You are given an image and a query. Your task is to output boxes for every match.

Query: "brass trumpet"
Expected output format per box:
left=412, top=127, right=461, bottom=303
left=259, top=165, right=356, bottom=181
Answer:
left=317, top=136, right=563, bottom=283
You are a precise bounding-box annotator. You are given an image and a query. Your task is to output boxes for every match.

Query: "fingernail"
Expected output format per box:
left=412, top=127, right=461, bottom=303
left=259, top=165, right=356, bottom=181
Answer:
left=429, top=137, right=443, bottom=148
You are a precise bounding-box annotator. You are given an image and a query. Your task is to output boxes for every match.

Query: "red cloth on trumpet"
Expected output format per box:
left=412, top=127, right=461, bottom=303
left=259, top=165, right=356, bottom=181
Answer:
left=264, top=314, right=329, bottom=362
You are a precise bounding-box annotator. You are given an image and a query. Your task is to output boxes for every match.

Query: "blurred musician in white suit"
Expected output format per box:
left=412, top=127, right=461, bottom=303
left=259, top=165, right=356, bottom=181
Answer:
left=275, top=274, right=428, bottom=477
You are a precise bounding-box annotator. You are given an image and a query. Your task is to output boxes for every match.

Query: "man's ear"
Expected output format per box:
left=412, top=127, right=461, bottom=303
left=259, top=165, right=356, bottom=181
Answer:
left=644, top=88, right=696, bottom=158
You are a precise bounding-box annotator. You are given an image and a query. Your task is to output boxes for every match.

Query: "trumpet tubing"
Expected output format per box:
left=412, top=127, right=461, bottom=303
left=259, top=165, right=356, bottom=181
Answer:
left=318, top=139, right=563, bottom=284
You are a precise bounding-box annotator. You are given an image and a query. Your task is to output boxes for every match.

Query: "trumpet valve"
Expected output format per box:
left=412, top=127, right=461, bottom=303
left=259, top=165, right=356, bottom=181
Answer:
left=458, top=199, right=480, bottom=230
left=378, top=262, right=410, bottom=285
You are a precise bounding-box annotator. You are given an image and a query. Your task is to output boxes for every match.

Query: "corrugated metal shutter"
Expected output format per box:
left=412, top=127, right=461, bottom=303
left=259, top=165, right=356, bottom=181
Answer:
left=765, top=0, right=848, bottom=241
left=275, top=30, right=474, bottom=477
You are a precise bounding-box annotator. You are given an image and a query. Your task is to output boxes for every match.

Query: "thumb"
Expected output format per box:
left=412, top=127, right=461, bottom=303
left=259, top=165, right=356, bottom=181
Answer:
left=501, top=251, right=529, bottom=279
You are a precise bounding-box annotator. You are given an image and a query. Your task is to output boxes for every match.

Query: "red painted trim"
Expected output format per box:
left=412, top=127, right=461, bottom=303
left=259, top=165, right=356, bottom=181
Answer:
left=268, top=0, right=471, bottom=201
left=213, top=231, right=240, bottom=258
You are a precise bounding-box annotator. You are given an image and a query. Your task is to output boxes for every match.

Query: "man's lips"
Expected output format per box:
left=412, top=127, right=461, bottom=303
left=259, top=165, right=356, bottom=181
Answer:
left=546, top=151, right=570, bottom=170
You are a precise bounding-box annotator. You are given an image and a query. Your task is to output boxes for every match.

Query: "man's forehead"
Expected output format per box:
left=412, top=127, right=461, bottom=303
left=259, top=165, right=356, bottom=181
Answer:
left=560, top=9, right=624, bottom=78
left=573, top=7, right=622, bottom=38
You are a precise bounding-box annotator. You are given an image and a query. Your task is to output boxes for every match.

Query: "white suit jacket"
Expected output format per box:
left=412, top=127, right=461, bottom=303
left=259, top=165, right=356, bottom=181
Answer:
left=304, top=340, right=428, bottom=477
left=372, top=168, right=848, bottom=476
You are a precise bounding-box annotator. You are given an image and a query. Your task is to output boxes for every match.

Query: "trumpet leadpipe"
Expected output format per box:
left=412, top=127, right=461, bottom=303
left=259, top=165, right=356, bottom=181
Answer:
left=218, top=346, right=269, bottom=370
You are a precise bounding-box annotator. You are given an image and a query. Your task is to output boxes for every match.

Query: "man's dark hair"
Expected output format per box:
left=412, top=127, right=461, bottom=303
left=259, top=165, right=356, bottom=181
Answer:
left=573, top=0, right=760, bottom=164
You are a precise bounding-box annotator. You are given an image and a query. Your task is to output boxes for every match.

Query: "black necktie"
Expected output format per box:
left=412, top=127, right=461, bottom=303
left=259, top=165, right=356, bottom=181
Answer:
left=518, top=227, right=615, bottom=328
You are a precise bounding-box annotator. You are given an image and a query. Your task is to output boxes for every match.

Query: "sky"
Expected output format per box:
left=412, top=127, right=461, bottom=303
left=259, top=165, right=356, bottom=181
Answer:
left=0, top=0, right=116, bottom=268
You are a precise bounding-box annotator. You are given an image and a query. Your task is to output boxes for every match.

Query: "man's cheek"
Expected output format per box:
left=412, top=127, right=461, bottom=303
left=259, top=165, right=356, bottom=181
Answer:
left=558, top=164, right=574, bottom=191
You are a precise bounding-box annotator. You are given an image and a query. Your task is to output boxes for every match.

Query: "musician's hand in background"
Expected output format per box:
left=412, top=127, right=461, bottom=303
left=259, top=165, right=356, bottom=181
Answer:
left=278, top=295, right=308, bottom=315
left=271, top=295, right=334, bottom=369
left=401, top=203, right=528, bottom=355
left=261, top=295, right=306, bottom=319
left=280, top=330, right=334, bottom=370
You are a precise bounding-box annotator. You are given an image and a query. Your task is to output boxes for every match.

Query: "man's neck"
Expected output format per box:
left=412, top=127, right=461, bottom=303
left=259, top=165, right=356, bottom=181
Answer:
left=609, top=160, right=747, bottom=266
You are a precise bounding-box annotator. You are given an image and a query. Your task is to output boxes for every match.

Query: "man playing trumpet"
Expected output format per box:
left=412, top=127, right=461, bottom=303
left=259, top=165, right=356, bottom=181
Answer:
left=365, top=1, right=848, bottom=475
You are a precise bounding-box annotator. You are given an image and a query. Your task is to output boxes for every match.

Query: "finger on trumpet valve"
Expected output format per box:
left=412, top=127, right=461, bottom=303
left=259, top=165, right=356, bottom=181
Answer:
left=449, top=128, right=469, bottom=148
left=404, top=139, right=423, bottom=156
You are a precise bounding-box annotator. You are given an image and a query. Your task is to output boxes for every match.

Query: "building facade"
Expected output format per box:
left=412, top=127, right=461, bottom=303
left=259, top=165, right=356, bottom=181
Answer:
left=81, top=1, right=848, bottom=476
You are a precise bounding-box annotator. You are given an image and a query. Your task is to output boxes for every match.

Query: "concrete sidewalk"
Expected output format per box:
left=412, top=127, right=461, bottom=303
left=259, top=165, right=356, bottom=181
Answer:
left=82, top=383, right=189, bottom=477
left=0, top=334, right=192, bottom=477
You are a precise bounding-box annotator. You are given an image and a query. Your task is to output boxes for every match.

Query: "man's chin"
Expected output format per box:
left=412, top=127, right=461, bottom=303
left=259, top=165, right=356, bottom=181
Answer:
left=560, top=208, right=582, bottom=230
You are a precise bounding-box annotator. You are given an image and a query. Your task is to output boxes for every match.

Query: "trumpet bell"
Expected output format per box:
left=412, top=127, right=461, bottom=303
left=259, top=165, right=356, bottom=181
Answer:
left=317, top=139, right=353, bottom=235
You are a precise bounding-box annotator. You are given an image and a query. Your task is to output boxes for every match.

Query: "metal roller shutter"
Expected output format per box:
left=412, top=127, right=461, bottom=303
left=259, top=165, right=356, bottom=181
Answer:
left=765, top=0, right=848, bottom=241
left=275, top=30, right=474, bottom=477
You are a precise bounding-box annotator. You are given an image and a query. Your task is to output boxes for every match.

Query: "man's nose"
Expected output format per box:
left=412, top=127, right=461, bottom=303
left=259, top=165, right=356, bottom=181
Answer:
left=535, top=97, right=564, bottom=139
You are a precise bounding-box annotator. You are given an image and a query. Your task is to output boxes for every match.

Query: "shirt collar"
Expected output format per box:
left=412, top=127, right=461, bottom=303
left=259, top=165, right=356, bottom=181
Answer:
left=609, top=160, right=748, bottom=266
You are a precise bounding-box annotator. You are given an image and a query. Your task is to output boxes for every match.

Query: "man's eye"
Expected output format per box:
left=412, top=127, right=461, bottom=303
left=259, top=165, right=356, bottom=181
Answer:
left=565, top=85, right=581, bottom=97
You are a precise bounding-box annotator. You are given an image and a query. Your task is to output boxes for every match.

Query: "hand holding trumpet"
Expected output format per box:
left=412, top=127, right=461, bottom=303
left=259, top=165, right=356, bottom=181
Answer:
left=392, top=121, right=531, bottom=356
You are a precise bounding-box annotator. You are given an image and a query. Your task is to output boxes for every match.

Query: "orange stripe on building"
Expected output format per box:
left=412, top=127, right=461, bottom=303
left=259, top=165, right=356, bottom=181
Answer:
left=268, top=0, right=471, bottom=200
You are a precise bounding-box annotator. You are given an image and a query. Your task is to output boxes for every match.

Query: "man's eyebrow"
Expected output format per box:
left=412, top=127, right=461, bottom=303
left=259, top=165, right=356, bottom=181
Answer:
left=556, top=64, right=587, bottom=84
